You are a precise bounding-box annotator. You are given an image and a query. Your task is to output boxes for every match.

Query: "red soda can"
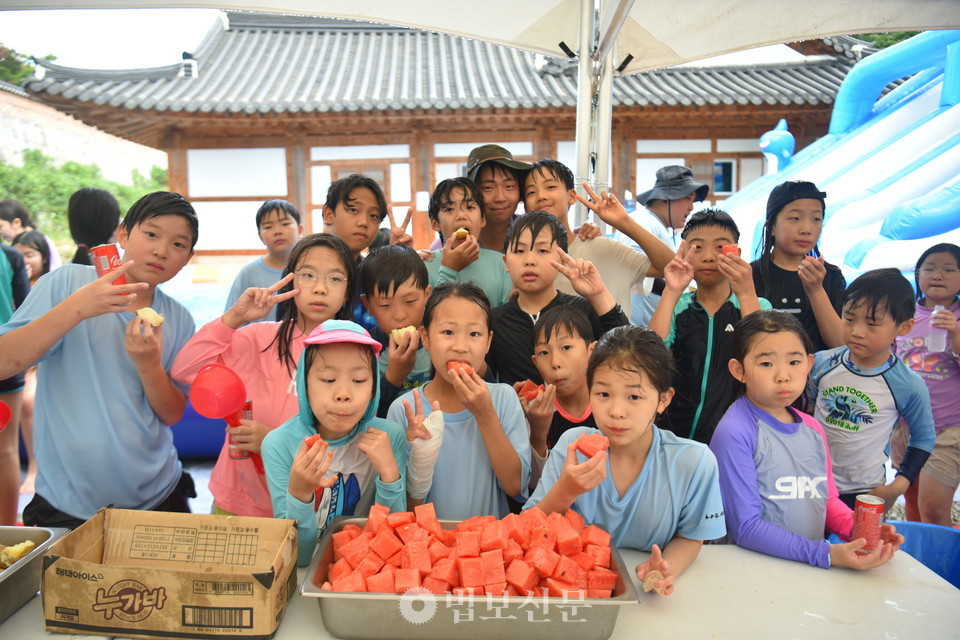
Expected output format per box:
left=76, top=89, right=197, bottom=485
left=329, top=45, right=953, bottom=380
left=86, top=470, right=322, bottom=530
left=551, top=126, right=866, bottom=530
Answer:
left=229, top=400, right=253, bottom=460
left=91, top=244, right=127, bottom=286
left=851, top=494, right=884, bottom=554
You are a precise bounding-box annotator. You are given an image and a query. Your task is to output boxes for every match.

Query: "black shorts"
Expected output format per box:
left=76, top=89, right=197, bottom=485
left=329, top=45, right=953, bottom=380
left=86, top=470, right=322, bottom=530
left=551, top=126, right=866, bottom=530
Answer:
left=0, top=372, right=25, bottom=394
left=23, top=470, right=197, bottom=529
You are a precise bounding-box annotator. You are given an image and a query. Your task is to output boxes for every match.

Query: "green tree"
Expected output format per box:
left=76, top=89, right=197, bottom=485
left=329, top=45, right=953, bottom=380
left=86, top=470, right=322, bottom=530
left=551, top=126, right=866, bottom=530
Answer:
left=0, top=44, right=54, bottom=85
left=860, top=32, right=919, bottom=49
left=0, top=149, right=168, bottom=260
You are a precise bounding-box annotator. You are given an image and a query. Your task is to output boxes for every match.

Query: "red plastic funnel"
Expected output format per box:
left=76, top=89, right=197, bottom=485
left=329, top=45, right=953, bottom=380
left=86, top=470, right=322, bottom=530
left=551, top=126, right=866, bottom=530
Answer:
left=0, top=400, right=10, bottom=432
left=191, top=364, right=246, bottom=426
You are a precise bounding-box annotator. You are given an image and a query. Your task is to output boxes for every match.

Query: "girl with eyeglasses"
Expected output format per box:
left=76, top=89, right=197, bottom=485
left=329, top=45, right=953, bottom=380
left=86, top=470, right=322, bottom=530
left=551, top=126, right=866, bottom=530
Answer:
left=891, top=242, right=960, bottom=526
left=752, top=180, right=846, bottom=352
left=172, top=233, right=357, bottom=517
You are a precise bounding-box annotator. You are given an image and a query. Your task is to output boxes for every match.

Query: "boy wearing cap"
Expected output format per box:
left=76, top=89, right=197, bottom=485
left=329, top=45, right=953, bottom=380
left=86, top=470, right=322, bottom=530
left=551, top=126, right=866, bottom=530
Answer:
left=466, top=144, right=532, bottom=252
left=625, top=165, right=710, bottom=326
left=753, top=180, right=845, bottom=351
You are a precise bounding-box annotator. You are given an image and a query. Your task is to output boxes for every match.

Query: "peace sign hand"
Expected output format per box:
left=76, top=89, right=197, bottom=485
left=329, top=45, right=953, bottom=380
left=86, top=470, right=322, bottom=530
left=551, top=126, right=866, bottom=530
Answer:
left=223, top=272, right=299, bottom=328
left=388, top=208, right=414, bottom=248
left=551, top=248, right=606, bottom=300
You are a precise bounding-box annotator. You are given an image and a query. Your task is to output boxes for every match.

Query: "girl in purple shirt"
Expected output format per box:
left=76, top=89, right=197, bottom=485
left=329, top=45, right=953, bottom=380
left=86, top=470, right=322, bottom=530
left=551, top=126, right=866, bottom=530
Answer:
left=893, top=243, right=960, bottom=526
left=710, top=310, right=903, bottom=569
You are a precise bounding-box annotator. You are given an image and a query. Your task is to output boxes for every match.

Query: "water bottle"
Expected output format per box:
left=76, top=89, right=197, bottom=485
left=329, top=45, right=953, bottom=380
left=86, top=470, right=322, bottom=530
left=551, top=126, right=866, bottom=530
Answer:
left=927, top=305, right=947, bottom=352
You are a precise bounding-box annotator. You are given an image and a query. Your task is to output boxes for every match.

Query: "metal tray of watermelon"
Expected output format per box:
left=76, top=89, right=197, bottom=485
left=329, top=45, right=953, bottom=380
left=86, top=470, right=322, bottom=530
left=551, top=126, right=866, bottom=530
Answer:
left=300, top=516, right=638, bottom=640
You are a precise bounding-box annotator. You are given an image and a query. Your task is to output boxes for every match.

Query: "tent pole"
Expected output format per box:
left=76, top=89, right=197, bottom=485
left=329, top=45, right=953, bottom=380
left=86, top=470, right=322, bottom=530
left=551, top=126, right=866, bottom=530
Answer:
left=593, top=48, right=614, bottom=233
left=573, top=0, right=597, bottom=227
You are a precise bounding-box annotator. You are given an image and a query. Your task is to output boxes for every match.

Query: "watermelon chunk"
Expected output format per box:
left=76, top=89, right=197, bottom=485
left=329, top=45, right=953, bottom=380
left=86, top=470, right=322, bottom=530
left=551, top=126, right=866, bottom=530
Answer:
left=422, top=576, right=450, bottom=595
left=327, top=557, right=353, bottom=582
left=339, top=535, right=371, bottom=569
left=369, top=529, right=403, bottom=561
left=331, top=570, right=366, bottom=593
left=428, top=540, right=453, bottom=563
left=429, top=557, right=459, bottom=586
left=587, top=568, right=618, bottom=590
left=458, top=556, right=485, bottom=588
left=505, top=559, right=538, bottom=594
left=555, top=526, right=583, bottom=556
left=503, top=538, right=523, bottom=565
left=528, top=526, right=557, bottom=550
left=479, top=520, right=509, bottom=552
left=524, top=545, right=560, bottom=578
left=456, top=530, right=481, bottom=557
left=551, top=555, right=582, bottom=584
left=365, top=570, right=396, bottom=593
left=355, top=552, right=386, bottom=578
left=401, top=540, right=432, bottom=576
left=364, top=503, right=391, bottom=533
left=575, top=432, right=610, bottom=458
left=386, top=511, right=416, bottom=528
left=395, top=522, right=422, bottom=544
left=581, top=525, right=611, bottom=548
left=584, top=543, right=611, bottom=568
left=562, top=509, right=586, bottom=532
left=481, top=549, right=506, bottom=586
left=517, top=379, right=545, bottom=404
left=570, top=551, right=596, bottom=571
left=721, top=244, right=740, bottom=257
left=394, top=568, right=422, bottom=594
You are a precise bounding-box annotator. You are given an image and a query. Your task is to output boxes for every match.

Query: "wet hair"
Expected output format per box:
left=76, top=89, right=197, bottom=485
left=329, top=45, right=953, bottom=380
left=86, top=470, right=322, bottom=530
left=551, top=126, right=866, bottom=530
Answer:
left=731, top=310, right=814, bottom=365
left=324, top=174, right=388, bottom=222
left=359, top=244, right=429, bottom=298
left=527, top=159, right=575, bottom=191
left=422, top=281, right=492, bottom=333
left=680, top=208, right=740, bottom=243
left=428, top=178, right=485, bottom=244
left=256, top=199, right=301, bottom=228
left=67, top=188, right=121, bottom=265
left=843, top=267, right=916, bottom=325
left=914, top=242, right=960, bottom=302
left=266, top=234, right=357, bottom=374
left=533, top=306, right=593, bottom=349
left=754, top=186, right=840, bottom=300
left=504, top=210, right=568, bottom=253
left=0, top=199, right=35, bottom=228
left=121, top=191, right=199, bottom=249
left=12, top=229, right=51, bottom=278
left=587, top=325, right=676, bottom=395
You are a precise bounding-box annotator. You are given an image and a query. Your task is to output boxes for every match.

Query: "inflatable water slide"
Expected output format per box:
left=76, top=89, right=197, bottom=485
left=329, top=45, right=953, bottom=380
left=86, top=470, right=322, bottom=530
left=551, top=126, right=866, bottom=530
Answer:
left=722, top=30, right=960, bottom=278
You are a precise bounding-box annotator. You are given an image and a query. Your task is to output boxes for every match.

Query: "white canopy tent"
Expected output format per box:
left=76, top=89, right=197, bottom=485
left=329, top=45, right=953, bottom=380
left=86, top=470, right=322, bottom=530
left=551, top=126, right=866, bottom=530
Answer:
left=2, top=0, right=958, bottom=214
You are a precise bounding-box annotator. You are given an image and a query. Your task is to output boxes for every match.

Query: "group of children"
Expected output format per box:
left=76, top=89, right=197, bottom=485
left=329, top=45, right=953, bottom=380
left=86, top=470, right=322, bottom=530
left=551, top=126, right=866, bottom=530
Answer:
left=0, top=151, right=955, bottom=594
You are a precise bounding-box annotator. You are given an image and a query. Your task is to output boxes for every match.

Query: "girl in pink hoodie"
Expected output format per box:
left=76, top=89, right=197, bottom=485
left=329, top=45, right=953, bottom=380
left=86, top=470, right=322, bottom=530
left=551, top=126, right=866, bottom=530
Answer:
left=172, top=234, right=356, bottom=516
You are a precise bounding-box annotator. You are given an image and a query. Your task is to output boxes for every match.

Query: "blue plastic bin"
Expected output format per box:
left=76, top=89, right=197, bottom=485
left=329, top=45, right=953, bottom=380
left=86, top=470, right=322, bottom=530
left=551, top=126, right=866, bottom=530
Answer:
left=170, top=403, right=226, bottom=459
left=887, top=520, right=960, bottom=589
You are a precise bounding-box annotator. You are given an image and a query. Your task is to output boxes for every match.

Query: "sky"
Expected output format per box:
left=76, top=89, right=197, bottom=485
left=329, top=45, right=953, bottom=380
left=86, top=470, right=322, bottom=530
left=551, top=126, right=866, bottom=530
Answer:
left=0, top=7, right=808, bottom=72
left=0, top=9, right=222, bottom=69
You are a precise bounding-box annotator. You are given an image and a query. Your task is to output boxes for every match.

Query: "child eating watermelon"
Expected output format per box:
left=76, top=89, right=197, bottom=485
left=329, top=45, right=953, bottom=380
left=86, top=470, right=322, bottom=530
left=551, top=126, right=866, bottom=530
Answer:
left=524, top=325, right=726, bottom=595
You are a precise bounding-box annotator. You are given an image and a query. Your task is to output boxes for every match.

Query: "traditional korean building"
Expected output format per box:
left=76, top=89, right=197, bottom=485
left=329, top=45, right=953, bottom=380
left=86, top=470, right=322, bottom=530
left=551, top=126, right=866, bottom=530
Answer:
left=21, top=11, right=873, bottom=252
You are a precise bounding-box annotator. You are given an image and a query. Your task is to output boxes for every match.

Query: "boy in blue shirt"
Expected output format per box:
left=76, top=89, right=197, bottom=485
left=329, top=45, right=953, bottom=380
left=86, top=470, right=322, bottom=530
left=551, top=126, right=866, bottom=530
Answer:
left=423, top=177, right=513, bottom=307
left=224, top=199, right=303, bottom=323
left=0, top=192, right=199, bottom=528
left=807, top=268, right=935, bottom=510
left=649, top=208, right=770, bottom=444
left=358, top=244, right=433, bottom=417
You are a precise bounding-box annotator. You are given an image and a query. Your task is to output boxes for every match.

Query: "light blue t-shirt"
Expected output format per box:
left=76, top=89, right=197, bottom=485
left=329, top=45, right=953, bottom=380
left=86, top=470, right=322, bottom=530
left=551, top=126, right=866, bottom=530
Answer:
left=0, top=264, right=195, bottom=519
left=526, top=426, right=726, bottom=550
left=387, top=384, right=532, bottom=520
left=224, top=257, right=284, bottom=322
left=424, top=248, right=513, bottom=308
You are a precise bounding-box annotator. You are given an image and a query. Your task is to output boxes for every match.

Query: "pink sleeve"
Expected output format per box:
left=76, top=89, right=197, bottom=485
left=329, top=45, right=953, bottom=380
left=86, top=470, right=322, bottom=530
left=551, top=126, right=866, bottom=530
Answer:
left=800, top=411, right=853, bottom=540
left=170, top=317, right=277, bottom=385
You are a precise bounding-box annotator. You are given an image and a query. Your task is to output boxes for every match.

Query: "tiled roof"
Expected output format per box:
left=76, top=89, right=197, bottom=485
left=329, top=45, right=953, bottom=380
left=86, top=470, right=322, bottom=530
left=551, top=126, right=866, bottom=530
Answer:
left=22, top=11, right=869, bottom=114
left=0, top=79, right=29, bottom=98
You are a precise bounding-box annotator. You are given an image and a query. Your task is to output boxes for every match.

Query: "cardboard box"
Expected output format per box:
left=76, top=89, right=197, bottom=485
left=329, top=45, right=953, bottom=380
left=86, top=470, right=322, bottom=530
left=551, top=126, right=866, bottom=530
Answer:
left=40, top=508, right=297, bottom=639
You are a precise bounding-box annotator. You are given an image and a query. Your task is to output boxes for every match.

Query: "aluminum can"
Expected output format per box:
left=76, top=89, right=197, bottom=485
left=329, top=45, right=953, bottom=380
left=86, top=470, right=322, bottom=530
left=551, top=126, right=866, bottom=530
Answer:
left=851, top=494, right=884, bottom=553
left=90, top=244, right=127, bottom=286
left=229, top=400, right=253, bottom=460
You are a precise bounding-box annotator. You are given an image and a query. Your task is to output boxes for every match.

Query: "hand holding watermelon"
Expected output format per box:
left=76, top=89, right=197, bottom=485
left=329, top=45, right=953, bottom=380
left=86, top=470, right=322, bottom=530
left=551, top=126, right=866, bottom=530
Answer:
left=289, top=434, right=336, bottom=503
left=449, top=363, right=495, bottom=419
left=545, top=440, right=608, bottom=510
